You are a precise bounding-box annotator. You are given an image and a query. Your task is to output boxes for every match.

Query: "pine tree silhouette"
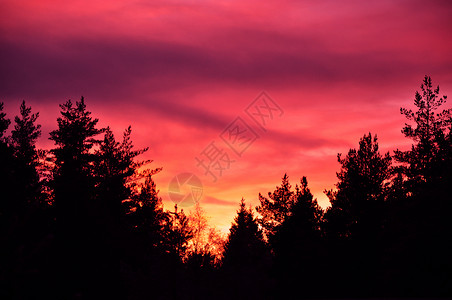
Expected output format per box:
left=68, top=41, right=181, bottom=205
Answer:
left=222, top=199, right=270, bottom=298
left=223, top=199, right=267, bottom=268
left=258, top=177, right=324, bottom=297
left=0, top=103, right=16, bottom=299
left=49, top=97, right=104, bottom=298
left=395, top=75, right=451, bottom=186
left=256, top=173, right=294, bottom=244
left=0, top=102, right=10, bottom=139
left=0, top=102, right=14, bottom=212
left=93, top=126, right=151, bottom=298
left=324, top=133, right=391, bottom=240
left=1, top=75, right=450, bottom=299
left=323, top=133, right=391, bottom=296
left=0, top=102, right=52, bottom=299
left=388, top=76, right=452, bottom=296
left=10, top=100, right=42, bottom=207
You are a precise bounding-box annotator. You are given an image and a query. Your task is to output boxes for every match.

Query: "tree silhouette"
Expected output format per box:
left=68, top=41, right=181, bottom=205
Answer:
left=122, top=173, right=166, bottom=252
left=162, top=204, right=193, bottom=259
left=256, top=173, right=294, bottom=243
left=93, top=126, right=151, bottom=298
left=10, top=101, right=42, bottom=207
left=0, top=102, right=52, bottom=299
left=0, top=101, right=42, bottom=213
left=286, top=177, right=323, bottom=238
left=0, top=103, right=16, bottom=299
left=0, top=102, right=14, bottom=211
left=50, top=97, right=104, bottom=221
left=270, top=177, right=325, bottom=297
left=11, top=101, right=41, bottom=164
left=388, top=76, right=452, bottom=296
left=323, top=133, right=391, bottom=296
left=395, top=75, right=451, bottom=186
left=223, top=198, right=267, bottom=268
left=324, top=133, right=391, bottom=240
left=49, top=97, right=104, bottom=297
left=120, top=168, right=190, bottom=299
left=96, top=127, right=140, bottom=207
left=274, top=177, right=323, bottom=247
left=0, top=102, right=10, bottom=140
left=222, top=199, right=270, bottom=298
left=95, top=126, right=150, bottom=244
left=2, top=76, right=451, bottom=299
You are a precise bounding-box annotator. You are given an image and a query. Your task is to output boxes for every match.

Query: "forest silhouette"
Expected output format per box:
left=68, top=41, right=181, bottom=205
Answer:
left=0, top=75, right=451, bottom=299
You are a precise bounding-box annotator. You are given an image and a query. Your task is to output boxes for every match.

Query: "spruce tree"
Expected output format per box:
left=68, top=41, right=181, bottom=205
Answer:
left=49, top=97, right=104, bottom=297
left=10, top=101, right=42, bottom=206
left=49, top=97, right=103, bottom=229
left=222, top=199, right=269, bottom=298
left=272, top=177, right=324, bottom=297
left=161, top=204, right=193, bottom=259
left=223, top=199, right=267, bottom=267
left=0, top=102, right=10, bottom=140
left=0, top=102, right=13, bottom=210
left=123, top=174, right=166, bottom=252
left=256, top=173, right=294, bottom=243
left=94, top=126, right=150, bottom=298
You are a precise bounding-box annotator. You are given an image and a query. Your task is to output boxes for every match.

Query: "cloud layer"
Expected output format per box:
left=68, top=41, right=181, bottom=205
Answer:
left=1, top=0, right=452, bottom=232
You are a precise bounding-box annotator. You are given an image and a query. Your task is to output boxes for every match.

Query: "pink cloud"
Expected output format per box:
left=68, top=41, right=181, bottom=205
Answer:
left=1, top=0, right=452, bottom=230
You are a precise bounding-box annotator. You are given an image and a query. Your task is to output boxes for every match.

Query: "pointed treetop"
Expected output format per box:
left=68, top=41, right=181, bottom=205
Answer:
left=0, top=102, right=11, bottom=139
left=11, top=100, right=41, bottom=160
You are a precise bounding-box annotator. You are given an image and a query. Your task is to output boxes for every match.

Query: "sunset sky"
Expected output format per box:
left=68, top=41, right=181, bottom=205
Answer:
left=1, top=0, right=452, bottom=233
